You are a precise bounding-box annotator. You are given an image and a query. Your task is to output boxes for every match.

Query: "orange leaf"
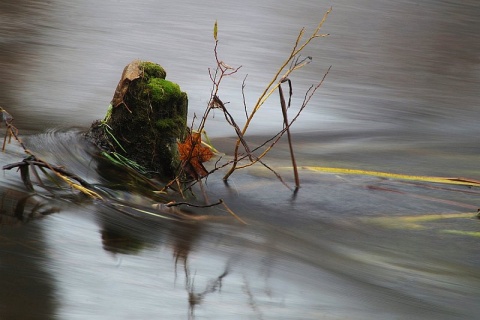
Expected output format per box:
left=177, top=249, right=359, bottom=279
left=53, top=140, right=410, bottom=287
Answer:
left=178, top=133, right=213, bottom=178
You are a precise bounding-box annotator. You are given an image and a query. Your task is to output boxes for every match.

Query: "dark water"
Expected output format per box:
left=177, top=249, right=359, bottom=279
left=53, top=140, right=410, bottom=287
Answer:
left=1, top=0, right=479, bottom=319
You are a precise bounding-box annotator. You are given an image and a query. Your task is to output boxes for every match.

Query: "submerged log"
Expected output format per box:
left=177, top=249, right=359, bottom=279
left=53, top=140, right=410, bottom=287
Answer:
left=86, top=60, right=188, bottom=179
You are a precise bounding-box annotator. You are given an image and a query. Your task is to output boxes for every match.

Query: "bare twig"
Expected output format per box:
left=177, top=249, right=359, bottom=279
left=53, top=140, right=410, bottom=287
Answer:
left=197, top=40, right=242, bottom=134
left=220, top=199, right=248, bottom=225
left=166, top=199, right=223, bottom=208
left=279, top=78, right=300, bottom=189
left=242, top=75, right=249, bottom=119
left=223, top=7, right=332, bottom=180
left=211, top=95, right=253, bottom=160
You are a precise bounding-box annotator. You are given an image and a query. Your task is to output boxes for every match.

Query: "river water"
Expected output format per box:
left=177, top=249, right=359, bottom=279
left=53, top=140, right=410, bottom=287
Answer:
left=1, top=0, right=479, bottom=319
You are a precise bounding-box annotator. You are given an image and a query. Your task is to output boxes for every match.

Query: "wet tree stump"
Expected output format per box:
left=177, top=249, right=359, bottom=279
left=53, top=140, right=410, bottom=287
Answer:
left=86, top=60, right=188, bottom=179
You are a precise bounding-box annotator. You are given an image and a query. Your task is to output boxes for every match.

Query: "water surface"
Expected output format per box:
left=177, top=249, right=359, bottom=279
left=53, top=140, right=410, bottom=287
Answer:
left=1, top=0, right=479, bottom=319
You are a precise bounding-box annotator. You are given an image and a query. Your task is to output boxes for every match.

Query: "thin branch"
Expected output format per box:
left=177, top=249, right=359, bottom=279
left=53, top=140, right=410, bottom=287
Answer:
left=223, top=7, right=332, bottom=180
left=302, top=65, right=332, bottom=107
left=242, top=74, right=249, bottom=119
left=220, top=200, right=247, bottom=225
left=279, top=78, right=300, bottom=189
left=212, top=96, right=253, bottom=161
left=232, top=65, right=331, bottom=171
left=166, top=199, right=223, bottom=208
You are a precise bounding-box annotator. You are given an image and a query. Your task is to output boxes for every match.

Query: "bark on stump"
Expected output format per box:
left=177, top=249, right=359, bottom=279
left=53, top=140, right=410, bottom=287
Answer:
left=86, top=60, right=188, bottom=179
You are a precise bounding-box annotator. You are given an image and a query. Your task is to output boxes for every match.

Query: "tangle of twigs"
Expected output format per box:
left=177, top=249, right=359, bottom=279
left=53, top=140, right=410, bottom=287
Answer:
left=170, top=9, right=332, bottom=196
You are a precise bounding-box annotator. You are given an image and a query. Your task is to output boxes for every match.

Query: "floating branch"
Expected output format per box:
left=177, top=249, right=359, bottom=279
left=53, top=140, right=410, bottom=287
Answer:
left=3, top=156, right=103, bottom=199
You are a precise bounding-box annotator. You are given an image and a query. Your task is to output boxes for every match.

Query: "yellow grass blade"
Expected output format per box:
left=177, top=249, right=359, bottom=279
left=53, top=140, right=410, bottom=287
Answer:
left=303, top=166, right=480, bottom=187
left=442, top=230, right=480, bottom=238
left=366, top=212, right=475, bottom=229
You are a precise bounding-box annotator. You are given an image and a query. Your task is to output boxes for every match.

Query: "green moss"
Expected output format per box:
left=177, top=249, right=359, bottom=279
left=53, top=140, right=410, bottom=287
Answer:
left=140, top=61, right=166, bottom=80
left=156, top=116, right=186, bottom=138
left=147, top=78, right=182, bottom=104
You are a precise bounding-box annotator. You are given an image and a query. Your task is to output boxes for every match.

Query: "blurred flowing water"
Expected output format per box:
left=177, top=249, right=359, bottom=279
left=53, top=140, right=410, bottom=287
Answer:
left=1, top=0, right=479, bottom=319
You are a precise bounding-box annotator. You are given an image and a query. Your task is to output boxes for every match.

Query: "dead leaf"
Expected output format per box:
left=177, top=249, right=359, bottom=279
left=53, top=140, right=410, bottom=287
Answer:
left=178, top=133, right=214, bottom=179
left=111, top=60, right=142, bottom=108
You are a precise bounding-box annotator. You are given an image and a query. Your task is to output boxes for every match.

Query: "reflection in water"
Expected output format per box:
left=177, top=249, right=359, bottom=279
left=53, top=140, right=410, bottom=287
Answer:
left=170, top=223, right=231, bottom=320
left=0, top=189, right=59, bottom=225
left=0, top=189, right=59, bottom=319
left=100, top=214, right=231, bottom=320
left=186, top=268, right=229, bottom=320
left=94, top=204, right=234, bottom=320
left=101, top=228, right=148, bottom=255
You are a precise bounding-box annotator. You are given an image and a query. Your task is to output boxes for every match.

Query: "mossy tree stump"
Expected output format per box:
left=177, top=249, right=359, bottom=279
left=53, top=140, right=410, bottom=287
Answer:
left=87, top=60, right=188, bottom=179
